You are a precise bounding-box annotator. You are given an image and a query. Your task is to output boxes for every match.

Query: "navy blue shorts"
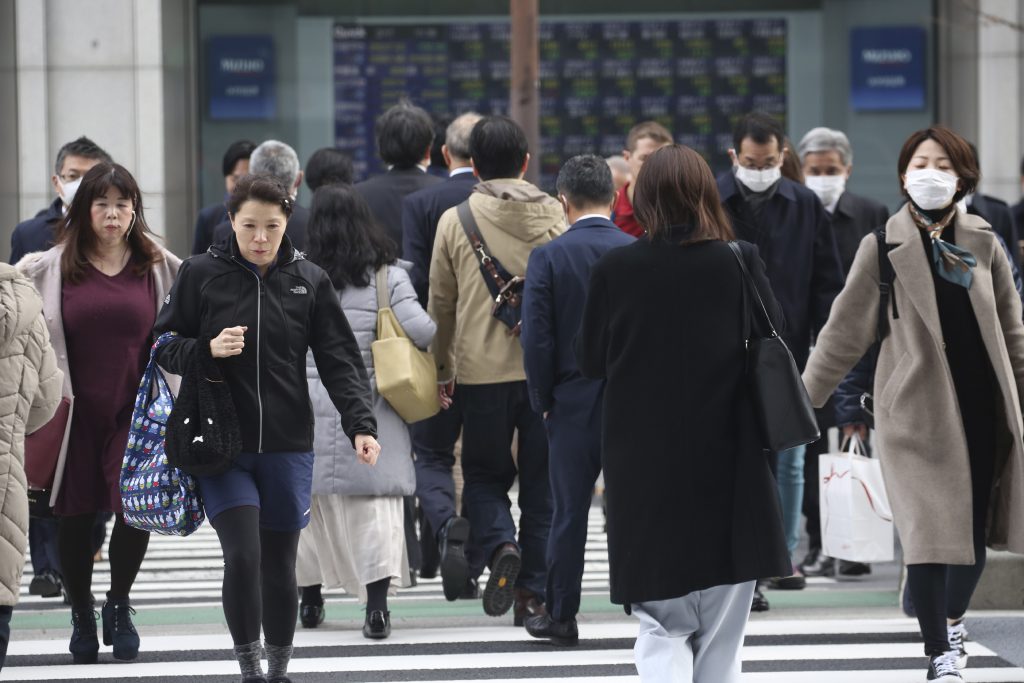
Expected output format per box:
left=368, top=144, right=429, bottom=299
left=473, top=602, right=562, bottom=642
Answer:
left=197, top=451, right=314, bottom=532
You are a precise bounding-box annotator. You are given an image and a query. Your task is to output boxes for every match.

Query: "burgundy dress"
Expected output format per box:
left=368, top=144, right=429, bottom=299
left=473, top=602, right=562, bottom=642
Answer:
left=57, top=264, right=155, bottom=516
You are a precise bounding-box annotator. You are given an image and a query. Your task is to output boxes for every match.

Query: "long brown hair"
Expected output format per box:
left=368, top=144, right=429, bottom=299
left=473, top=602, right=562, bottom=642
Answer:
left=633, top=145, right=735, bottom=244
left=57, top=162, right=163, bottom=283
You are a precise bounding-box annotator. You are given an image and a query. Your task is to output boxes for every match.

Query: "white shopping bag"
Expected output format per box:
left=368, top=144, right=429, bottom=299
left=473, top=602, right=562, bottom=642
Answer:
left=819, top=436, right=894, bottom=563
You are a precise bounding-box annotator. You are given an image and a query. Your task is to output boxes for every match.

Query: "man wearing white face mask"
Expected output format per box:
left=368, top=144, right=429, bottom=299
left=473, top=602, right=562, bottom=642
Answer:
left=10, top=137, right=112, bottom=264
left=717, top=112, right=845, bottom=611
left=795, top=127, right=889, bottom=580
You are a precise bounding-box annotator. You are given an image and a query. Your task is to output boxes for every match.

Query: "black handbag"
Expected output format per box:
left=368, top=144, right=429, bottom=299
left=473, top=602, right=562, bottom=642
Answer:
left=729, top=242, right=820, bottom=452
left=165, top=337, right=242, bottom=477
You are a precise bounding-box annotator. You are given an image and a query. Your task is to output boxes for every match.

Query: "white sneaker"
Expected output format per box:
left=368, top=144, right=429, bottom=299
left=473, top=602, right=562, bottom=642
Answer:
left=927, top=650, right=964, bottom=681
left=947, top=620, right=968, bottom=669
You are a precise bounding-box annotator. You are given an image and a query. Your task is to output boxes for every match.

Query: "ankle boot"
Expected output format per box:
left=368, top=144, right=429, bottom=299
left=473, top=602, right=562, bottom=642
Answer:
left=69, top=607, right=99, bottom=664
left=101, top=598, right=140, bottom=660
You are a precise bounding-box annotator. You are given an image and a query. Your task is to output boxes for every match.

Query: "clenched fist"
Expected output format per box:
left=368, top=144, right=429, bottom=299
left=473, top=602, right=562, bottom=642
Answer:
left=211, top=326, right=247, bottom=358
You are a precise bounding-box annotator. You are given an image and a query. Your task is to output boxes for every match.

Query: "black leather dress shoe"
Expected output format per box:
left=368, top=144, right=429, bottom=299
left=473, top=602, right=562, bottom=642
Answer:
left=460, top=577, right=480, bottom=600
left=363, top=609, right=391, bottom=639
left=300, top=602, right=325, bottom=628
left=524, top=613, right=579, bottom=646
left=751, top=586, right=770, bottom=612
left=438, top=516, right=470, bottom=602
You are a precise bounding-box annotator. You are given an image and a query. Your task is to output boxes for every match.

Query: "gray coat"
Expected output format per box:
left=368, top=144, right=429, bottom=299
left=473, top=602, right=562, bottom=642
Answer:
left=803, top=205, right=1024, bottom=565
left=307, top=263, right=435, bottom=496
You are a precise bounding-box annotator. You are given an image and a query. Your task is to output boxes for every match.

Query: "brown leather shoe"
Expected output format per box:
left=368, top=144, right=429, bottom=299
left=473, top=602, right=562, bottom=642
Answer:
left=513, top=587, right=546, bottom=627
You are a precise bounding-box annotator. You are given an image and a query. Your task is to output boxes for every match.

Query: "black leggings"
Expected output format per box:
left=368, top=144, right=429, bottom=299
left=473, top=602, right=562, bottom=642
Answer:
left=212, top=506, right=300, bottom=646
left=58, top=514, right=150, bottom=610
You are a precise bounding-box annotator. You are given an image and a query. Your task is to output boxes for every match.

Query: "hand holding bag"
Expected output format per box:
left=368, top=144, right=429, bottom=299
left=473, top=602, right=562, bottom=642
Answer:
left=819, top=434, right=894, bottom=563
left=165, top=335, right=242, bottom=477
left=120, top=332, right=205, bottom=536
left=371, top=266, right=440, bottom=424
left=729, top=242, right=820, bottom=451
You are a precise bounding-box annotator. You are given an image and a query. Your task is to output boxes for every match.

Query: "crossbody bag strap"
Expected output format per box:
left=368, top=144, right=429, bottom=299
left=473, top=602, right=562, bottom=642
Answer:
left=457, top=200, right=511, bottom=296
left=728, top=241, right=779, bottom=338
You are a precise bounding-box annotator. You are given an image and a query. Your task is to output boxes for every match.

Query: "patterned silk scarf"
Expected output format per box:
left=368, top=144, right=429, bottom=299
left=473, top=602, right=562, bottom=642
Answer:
left=908, top=203, right=977, bottom=289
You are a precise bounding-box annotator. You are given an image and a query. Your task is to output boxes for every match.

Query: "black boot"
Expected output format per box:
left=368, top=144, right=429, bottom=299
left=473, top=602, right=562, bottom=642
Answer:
left=362, top=610, right=391, bottom=639
left=101, top=598, right=140, bottom=660
left=69, top=607, right=99, bottom=664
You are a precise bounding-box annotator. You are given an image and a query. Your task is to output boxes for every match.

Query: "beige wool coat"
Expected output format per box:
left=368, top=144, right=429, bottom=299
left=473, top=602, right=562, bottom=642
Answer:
left=17, top=243, right=181, bottom=506
left=0, top=264, right=63, bottom=605
left=803, top=204, right=1024, bottom=565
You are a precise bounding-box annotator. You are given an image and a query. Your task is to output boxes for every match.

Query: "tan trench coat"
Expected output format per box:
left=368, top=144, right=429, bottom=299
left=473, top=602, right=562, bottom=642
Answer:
left=803, top=205, right=1024, bottom=565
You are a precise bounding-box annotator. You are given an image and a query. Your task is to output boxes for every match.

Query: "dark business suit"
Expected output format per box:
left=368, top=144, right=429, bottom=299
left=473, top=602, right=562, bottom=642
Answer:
left=803, top=191, right=888, bottom=559
left=191, top=202, right=229, bottom=256
left=401, top=170, right=478, bottom=550
left=356, top=166, right=442, bottom=258
left=969, top=193, right=1019, bottom=269
left=211, top=203, right=310, bottom=252
left=521, top=215, right=635, bottom=620
left=10, top=198, right=63, bottom=264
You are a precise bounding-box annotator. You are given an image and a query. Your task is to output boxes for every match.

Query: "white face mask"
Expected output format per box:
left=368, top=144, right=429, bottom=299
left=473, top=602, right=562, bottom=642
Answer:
left=904, top=168, right=959, bottom=210
left=805, top=175, right=846, bottom=208
left=59, top=176, right=83, bottom=208
left=735, top=165, right=782, bottom=193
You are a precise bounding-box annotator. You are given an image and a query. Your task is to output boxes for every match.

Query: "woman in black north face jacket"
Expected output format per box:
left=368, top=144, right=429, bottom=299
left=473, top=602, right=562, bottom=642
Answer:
left=153, top=175, right=379, bottom=683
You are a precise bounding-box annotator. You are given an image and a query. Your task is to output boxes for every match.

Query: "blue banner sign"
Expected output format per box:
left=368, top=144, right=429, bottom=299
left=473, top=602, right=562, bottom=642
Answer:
left=850, top=26, right=926, bottom=111
left=207, top=35, right=275, bottom=120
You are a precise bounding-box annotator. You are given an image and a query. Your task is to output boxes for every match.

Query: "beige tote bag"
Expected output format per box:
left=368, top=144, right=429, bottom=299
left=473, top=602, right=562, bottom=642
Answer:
left=370, top=266, right=440, bottom=423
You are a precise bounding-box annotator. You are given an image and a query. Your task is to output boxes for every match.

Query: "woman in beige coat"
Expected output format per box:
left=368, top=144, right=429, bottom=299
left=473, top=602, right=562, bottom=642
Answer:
left=803, top=126, right=1024, bottom=683
left=0, top=262, right=63, bottom=669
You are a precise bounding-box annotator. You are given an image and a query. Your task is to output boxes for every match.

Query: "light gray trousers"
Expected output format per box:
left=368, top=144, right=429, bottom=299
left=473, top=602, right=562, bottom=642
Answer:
left=632, top=580, right=755, bottom=682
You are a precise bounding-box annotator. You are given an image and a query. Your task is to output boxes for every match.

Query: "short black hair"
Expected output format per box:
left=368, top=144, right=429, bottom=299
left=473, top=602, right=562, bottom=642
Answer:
left=222, top=140, right=256, bottom=177
left=305, top=147, right=354, bottom=191
left=227, top=174, right=295, bottom=218
left=375, top=101, right=435, bottom=168
left=469, top=116, right=529, bottom=181
left=556, top=155, right=615, bottom=208
left=54, top=136, right=112, bottom=176
left=732, top=112, right=785, bottom=153
left=430, top=113, right=452, bottom=169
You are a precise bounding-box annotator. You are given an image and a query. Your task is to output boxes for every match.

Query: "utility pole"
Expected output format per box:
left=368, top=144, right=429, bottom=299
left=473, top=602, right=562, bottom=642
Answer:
left=509, top=0, right=540, bottom=184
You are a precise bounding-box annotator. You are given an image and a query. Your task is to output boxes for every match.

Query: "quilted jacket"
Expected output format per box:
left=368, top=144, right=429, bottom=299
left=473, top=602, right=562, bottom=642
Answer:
left=0, top=263, right=62, bottom=606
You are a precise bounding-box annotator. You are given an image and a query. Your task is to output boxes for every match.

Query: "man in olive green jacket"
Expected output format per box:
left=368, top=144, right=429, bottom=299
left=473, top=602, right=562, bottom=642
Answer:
left=428, top=116, right=564, bottom=623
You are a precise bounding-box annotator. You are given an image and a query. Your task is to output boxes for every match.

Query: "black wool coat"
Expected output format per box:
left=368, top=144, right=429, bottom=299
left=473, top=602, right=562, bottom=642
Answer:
left=575, top=237, right=790, bottom=606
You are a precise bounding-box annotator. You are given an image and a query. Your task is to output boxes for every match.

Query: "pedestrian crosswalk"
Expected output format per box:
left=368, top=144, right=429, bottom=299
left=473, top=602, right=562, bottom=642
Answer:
left=7, top=507, right=1024, bottom=682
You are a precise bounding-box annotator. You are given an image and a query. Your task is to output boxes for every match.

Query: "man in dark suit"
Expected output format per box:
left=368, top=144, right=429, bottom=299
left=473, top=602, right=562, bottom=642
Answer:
left=212, top=140, right=309, bottom=251
left=718, top=113, right=845, bottom=610
left=191, top=140, right=255, bottom=255
left=356, top=101, right=442, bottom=257
left=10, top=136, right=112, bottom=264
left=400, top=112, right=481, bottom=601
left=796, top=127, right=889, bottom=579
left=520, top=155, right=634, bottom=645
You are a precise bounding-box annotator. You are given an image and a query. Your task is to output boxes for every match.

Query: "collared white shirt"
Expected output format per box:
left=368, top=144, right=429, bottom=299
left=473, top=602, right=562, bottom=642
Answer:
left=449, top=166, right=474, bottom=177
left=574, top=213, right=612, bottom=224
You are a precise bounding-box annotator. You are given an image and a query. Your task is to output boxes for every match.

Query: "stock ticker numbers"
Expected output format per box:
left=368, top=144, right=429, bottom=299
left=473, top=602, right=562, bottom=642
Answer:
left=333, top=18, right=787, bottom=189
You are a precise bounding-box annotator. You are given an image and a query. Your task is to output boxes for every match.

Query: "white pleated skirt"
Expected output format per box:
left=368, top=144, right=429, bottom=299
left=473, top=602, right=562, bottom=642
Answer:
left=295, top=494, right=410, bottom=603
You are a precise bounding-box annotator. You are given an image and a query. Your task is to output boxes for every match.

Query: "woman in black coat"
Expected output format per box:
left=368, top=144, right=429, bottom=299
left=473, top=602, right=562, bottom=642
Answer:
left=575, top=145, right=790, bottom=682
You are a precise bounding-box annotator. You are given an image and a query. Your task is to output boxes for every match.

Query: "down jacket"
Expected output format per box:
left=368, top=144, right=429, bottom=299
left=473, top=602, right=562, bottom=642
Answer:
left=309, top=263, right=435, bottom=497
left=0, top=264, right=63, bottom=606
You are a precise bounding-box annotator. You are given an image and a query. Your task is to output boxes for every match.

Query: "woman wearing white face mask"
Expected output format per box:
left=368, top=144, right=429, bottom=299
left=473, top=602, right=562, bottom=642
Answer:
left=802, top=125, right=1024, bottom=682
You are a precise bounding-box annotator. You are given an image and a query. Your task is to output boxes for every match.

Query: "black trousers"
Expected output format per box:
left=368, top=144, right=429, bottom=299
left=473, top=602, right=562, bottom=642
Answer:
left=458, top=381, right=551, bottom=597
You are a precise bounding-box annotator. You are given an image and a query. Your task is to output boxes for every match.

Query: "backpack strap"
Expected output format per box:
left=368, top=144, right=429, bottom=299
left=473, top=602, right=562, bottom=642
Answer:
left=456, top=200, right=514, bottom=298
left=875, top=228, right=898, bottom=342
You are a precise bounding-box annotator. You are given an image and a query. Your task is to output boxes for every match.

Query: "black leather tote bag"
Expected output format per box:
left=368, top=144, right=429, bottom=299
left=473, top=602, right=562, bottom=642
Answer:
left=728, top=242, right=820, bottom=452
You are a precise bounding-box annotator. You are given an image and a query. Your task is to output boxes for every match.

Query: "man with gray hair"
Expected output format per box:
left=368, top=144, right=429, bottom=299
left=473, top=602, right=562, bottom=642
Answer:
left=212, top=139, right=309, bottom=250
left=796, top=126, right=888, bottom=580
left=400, top=111, right=482, bottom=602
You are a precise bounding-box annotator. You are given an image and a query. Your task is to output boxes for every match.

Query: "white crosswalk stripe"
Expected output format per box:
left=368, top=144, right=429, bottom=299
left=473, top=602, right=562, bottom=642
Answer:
left=8, top=507, right=1024, bottom=681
